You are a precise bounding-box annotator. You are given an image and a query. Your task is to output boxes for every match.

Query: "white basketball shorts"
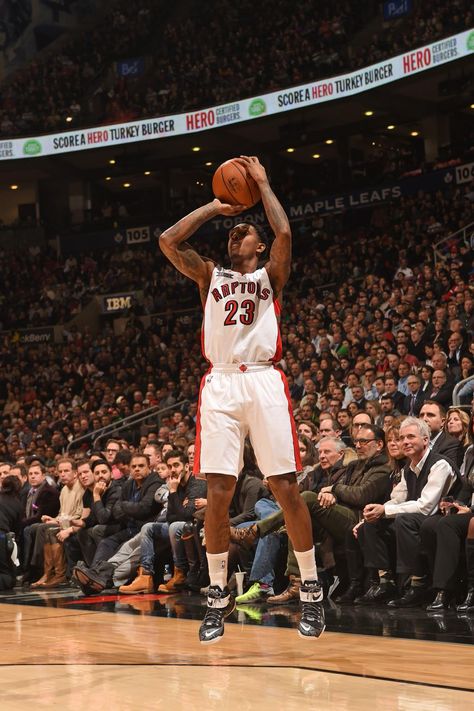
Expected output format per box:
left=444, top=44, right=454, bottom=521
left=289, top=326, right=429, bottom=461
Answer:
left=194, top=363, right=301, bottom=478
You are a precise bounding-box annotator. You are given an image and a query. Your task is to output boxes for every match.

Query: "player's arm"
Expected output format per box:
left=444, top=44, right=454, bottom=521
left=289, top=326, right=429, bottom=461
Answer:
left=238, top=155, right=291, bottom=297
left=159, top=200, right=244, bottom=295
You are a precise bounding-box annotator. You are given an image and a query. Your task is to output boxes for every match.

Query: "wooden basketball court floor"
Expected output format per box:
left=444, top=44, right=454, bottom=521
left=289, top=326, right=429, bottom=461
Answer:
left=0, top=596, right=473, bottom=710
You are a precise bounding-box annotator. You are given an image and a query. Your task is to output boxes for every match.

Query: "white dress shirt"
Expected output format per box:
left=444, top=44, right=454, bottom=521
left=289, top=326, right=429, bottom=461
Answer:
left=384, top=447, right=455, bottom=517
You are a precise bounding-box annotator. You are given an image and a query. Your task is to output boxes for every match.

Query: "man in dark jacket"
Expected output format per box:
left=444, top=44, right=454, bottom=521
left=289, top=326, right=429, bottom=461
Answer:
left=21, top=461, right=60, bottom=570
left=273, top=426, right=390, bottom=603
left=89, top=453, right=161, bottom=564
left=419, top=400, right=464, bottom=467
left=231, top=437, right=348, bottom=604
left=92, top=450, right=206, bottom=596
left=401, top=374, right=425, bottom=416
left=156, top=449, right=207, bottom=592
left=63, top=459, right=122, bottom=567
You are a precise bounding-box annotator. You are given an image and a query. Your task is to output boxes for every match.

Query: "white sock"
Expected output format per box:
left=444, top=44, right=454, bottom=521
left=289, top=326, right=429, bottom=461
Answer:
left=206, top=551, right=229, bottom=591
left=294, top=547, right=318, bottom=584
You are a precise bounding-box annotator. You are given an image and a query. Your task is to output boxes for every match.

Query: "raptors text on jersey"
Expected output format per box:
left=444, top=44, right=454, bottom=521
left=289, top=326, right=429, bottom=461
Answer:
left=202, top=266, right=282, bottom=364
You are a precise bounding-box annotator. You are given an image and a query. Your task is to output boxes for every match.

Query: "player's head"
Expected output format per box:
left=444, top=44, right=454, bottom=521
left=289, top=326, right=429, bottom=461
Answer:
left=227, top=222, right=268, bottom=263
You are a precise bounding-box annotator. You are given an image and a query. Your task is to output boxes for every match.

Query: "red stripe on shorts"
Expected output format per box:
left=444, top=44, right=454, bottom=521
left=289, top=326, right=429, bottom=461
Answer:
left=272, top=299, right=283, bottom=363
left=193, top=369, right=211, bottom=476
left=277, top=368, right=302, bottom=472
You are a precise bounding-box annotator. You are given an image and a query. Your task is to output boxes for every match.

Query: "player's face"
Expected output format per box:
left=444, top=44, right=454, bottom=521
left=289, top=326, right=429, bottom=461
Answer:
left=227, top=224, right=262, bottom=261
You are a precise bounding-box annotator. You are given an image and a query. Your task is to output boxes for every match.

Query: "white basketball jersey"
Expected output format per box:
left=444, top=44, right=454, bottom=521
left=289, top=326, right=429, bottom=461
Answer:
left=202, top=266, right=282, bottom=364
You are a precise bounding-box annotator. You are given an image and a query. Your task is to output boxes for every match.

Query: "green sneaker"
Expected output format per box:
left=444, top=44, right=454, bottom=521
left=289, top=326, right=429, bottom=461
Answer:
left=235, top=581, right=273, bottom=604
left=236, top=605, right=263, bottom=623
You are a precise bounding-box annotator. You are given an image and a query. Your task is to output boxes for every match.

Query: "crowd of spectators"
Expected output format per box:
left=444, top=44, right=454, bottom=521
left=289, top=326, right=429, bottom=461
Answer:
left=0, top=0, right=473, bottom=137
left=0, top=159, right=473, bottom=613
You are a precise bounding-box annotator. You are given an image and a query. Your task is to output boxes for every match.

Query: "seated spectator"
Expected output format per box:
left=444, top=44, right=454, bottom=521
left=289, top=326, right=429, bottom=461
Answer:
left=21, top=461, right=60, bottom=576
left=87, top=453, right=162, bottom=566
left=29, top=457, right=83, bottom=588
left=401, top=374, right=425, bottom=416
left=0, top=476, right=23, bottom=590
left=443, top=407, right=470, bottom=452
left=63, top=459, right=122, bottom=569
left=356, top=417, right=458, bottom=607
left=8, top=463, right=30, bottom=510
left=73, top=458, right=171, bottom=595
left=428, top=370, right=453, bottom=409
left=419, top=401, right=465, bottom=467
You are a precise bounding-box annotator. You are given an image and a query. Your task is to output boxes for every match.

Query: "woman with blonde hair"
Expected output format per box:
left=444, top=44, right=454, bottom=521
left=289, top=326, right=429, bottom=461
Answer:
left=444, top=407, right=470, bottom=451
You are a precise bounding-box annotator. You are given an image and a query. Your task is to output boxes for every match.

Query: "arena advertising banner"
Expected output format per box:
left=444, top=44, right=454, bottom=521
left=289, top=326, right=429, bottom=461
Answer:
left=455, top=161, right=474, bottom=185
left=100, top=292, right=141, bottom=314
left=61, top=162, right=466, bottom=252
left=8, top=327, right=56, bottom=344
left=8, top=27, right=469, bottom=161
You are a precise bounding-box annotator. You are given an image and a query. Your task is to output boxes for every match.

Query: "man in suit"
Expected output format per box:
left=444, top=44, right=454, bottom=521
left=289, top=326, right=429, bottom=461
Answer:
left=446, top=331, right=469, bottom=378
left=419, top=400, right=464, bottom=467
left=384, top=375, right=405, bottom=412
left=21, top=461, right=60, bottom=574
left=427, top=370, right=453, bottom=409
left=402, top=374, right=425, bottom=416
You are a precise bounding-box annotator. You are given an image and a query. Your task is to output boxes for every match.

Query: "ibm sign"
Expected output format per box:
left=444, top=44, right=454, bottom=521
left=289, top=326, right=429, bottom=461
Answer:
left=102, top=293, right=135, bottom=314
left=383, top=0, right=412, bottom=20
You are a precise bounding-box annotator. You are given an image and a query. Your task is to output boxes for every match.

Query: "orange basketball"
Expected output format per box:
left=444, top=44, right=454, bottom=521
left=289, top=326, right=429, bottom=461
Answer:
left=212, top=159, right=261, bottom=208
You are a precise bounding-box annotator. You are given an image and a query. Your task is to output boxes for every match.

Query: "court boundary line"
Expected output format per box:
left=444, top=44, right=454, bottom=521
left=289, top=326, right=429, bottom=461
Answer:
left=0, top=661, right=471, bottom=693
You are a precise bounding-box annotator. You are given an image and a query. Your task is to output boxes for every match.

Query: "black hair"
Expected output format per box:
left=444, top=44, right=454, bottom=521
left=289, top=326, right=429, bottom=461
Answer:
left=358, top=423, right=386, bottom=446
left=252, top=222, right=269, bottom=248
left=164, top=449, right=188, bottom=465
left=1, top=475, right=21, bottom=497
left=91, top=458, right=111, bottom=472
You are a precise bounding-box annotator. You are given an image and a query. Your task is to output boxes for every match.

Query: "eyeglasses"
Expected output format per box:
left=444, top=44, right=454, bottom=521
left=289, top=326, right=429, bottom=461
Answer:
left=354, top=438, right=376, bottom=445
left=106, top=448, right=119, bottom=453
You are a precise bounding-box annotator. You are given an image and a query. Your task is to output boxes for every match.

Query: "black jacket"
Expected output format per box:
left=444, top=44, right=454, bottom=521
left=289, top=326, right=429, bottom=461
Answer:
left=22, top=482, right=60, bottom=528
left=401, top=390, right=425, bottom=416
left=229, top=473, right=269, bottom=526
left=431, top=431, right=465, bottom=468
left=166, top=475, right=207, bottom=524
left=85, top=482, right=122, bottom=527
left=332, top=452, right=391, bottom=515
left=112, top=472, right=162, bottom=526
left=427, top=384, right=453, bottom=409
left=0, top=494, right=23, bottom=534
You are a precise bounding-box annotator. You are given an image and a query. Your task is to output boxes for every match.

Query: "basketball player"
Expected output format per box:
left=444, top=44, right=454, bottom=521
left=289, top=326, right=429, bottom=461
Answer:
left=159, top=155, right=324, bottom=644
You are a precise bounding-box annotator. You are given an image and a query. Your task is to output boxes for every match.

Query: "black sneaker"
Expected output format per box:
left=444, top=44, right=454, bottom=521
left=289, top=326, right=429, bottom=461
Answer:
left=298, top=580, right=325, bottom=639
left=199, top=585, right=235, bottom=645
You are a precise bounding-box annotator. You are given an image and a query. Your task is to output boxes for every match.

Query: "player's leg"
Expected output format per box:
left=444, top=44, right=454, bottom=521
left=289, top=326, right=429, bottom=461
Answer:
left=267, top=474, right=325, bottom=639
left=248, top=368, right=324, bottom=638
left=199, top=473, right=237, bottom=644
left=196, top=372, right=243, bottom=644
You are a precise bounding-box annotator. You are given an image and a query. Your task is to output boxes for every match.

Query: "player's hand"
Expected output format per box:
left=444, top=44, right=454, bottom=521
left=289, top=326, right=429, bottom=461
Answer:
left=237, top=155, right=268, bottom=185
left=352, top=521, right=364, bottom=539
left=211, top=198, right=245, bottom=216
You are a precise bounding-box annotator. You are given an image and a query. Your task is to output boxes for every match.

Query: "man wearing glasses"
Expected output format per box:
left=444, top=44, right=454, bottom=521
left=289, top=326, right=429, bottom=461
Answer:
left=402, top=374, right=425, bottom=416
left=233, top=426, right=391, bottom=603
